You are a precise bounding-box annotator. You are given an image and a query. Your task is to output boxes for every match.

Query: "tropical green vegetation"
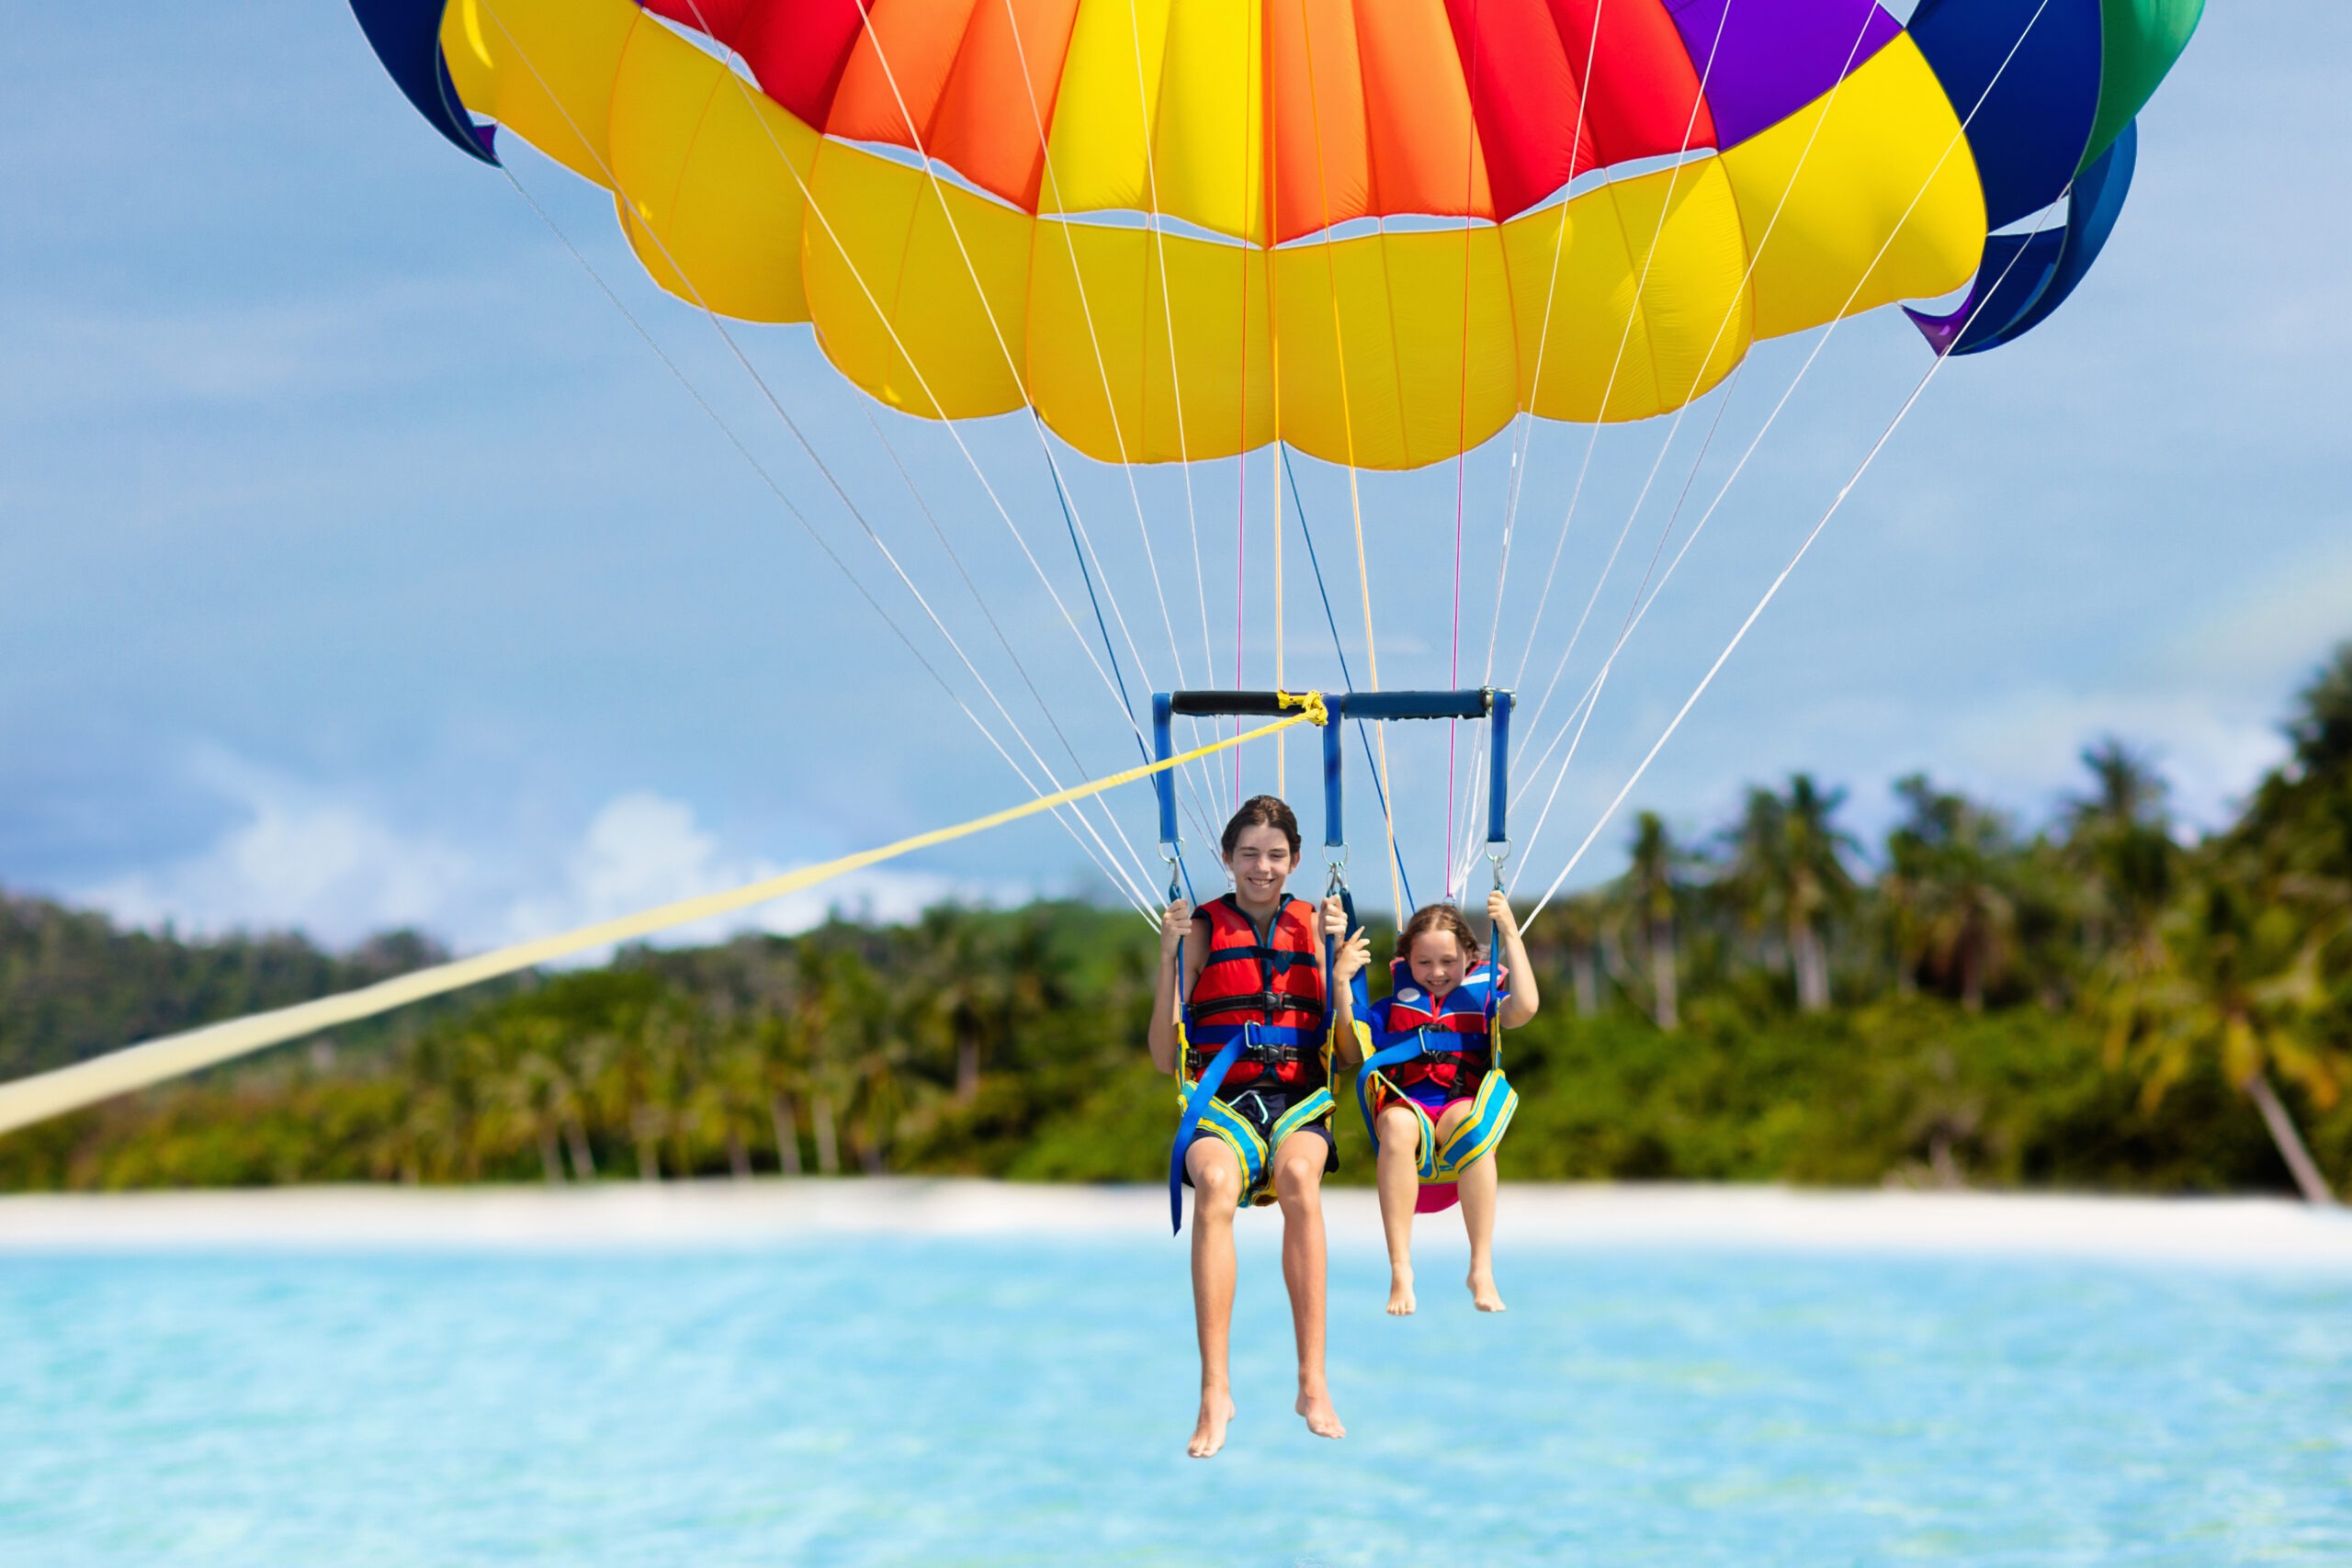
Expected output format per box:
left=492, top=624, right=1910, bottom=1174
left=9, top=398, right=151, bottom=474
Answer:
left=12, top=649, right=2352, bottom=1200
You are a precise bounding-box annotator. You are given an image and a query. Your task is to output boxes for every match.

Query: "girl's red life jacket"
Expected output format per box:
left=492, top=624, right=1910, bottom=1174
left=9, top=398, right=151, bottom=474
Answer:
left=1183, top=894, right=1327, bottom=1091
left=1364, top=956, right=1502, bottom=1102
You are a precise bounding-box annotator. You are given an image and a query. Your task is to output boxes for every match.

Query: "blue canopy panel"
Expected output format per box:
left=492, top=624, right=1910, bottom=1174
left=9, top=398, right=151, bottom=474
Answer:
left=1905, top=119, right=2137, bottom=356
left=349, top=0, right=499, bottom=164
left=1907, top=0, right=2103, bottom=231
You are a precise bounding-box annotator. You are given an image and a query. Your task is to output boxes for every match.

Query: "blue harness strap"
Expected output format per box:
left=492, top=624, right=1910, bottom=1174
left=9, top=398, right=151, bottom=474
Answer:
left=1170, top=1032, right=1250, bottom=1234
left=1354, top=1034, right=1439, bottom=1150
left=1427, top=1069, right=1517, bottom=1181
left=1170, top=1025, right=1340, bottom=1232
left=1354, top=962, right=1512, bottom=1180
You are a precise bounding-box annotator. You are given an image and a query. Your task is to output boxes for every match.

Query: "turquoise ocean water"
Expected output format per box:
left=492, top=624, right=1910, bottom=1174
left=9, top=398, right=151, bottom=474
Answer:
left=3, top=1229, right=2347, bottom=1565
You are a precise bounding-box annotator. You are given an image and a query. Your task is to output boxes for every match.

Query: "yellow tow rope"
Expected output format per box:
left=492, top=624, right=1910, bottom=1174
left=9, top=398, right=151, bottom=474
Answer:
left=0, top=699, right=1329, bottom=1138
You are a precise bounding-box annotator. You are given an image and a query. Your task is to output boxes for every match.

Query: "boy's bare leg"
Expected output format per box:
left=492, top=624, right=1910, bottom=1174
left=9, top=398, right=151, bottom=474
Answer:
left=1439, top=1100, right=1505, bottom=1312
left=1184, top=1138, right=1243, bottom=1457
left=1374, top=1104, right=1423, bottom=1315
left=1270, top=1129, right=1346, bottom=1439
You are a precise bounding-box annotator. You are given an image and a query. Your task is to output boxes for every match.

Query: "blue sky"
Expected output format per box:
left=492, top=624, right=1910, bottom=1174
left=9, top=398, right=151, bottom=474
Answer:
left=4, top=3, right=2346, bottom=951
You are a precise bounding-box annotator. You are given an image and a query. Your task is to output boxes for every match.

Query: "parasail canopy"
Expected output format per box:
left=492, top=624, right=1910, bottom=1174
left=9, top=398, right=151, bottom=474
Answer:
left=354, top=0, right=2200, bottom=470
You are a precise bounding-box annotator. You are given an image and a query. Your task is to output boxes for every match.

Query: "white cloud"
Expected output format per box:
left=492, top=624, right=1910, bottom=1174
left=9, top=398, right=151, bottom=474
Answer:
left=80, top=768, right=476, bottom=948
left=78, top=765, right=1013, bottom=959
left=502, top=791, right=1003, bottom=963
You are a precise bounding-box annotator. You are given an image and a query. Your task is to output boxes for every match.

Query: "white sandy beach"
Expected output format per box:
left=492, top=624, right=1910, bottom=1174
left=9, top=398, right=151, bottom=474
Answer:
left=2, top=1180, right=2349, bottom=1266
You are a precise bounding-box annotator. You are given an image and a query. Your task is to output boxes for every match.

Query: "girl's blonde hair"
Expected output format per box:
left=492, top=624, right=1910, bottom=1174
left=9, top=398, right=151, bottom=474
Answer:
left=1396, top=903, right=1481, bottom=965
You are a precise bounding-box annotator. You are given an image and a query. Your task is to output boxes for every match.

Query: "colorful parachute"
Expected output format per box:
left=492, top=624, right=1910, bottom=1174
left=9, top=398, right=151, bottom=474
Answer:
left=353, top=0, right=2199, bottom=469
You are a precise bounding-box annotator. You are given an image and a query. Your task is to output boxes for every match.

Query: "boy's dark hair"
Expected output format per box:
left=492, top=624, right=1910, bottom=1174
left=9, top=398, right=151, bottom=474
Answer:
left=1397, top=903, right=1482, bottom=965
left=1220, top=795, right=1302, bottom=860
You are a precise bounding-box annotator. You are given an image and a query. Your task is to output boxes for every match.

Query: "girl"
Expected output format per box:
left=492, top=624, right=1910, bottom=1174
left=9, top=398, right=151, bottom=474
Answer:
left=1332, top=893, right=1539, bottom=1315
left=1148, top=795, right=1352, bottom=1458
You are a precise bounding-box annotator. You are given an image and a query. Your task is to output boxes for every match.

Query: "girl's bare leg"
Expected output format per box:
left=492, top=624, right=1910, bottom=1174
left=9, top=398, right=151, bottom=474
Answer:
left=1270, top=1129, right=1346, bottom=1439
left=1438, top=1100, right=1505, bottom=1312
left=1184, top=1138, right=1243, bottom=1456
left=1374, top=1104, right=1423, bottom=1315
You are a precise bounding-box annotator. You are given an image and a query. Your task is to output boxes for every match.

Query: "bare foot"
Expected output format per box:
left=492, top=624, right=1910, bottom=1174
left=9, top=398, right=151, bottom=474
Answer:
left=1468, top=1268, right=1506, bottom=1313
left=1385, top=1267, right=1418, bottom=1316
left=1295, top=1387, right=1346, bottom=1439
left=1188, top=1393, right=1238, bottom=1458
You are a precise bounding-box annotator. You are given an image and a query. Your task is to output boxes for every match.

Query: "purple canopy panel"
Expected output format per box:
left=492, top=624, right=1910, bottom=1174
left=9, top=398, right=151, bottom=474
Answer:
left=1664, top=0, right=1904, bottom=149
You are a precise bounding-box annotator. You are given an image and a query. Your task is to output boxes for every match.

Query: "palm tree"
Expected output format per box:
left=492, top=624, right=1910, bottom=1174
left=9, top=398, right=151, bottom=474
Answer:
left=592, top=1004, right=692, bottom=1182
left=1884, top=775, right=2016, bottom=1012
left=830, top=952, right=909, bottom=1173
left=1552, top=891, right=1606, bottom=1018
left=786, top=941, right=849, bottom=1175
left=2103, top=868, right=2342, bottom=1204
left=685, top=1021, right=770, bottom=1179
left=489, top=1017, right=578, bottom=1184
left=2064, top=739, right=2176, bottom=964
left=1727, top=775, right=1856, bottom=1010
left=1624, top=812, right=1682, bottom=1031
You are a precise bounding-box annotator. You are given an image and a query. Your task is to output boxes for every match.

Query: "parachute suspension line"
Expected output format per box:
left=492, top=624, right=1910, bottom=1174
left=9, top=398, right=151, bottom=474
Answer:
left=1121, top=0, right=1224, bottom=807
left=1446, top=0, right=1492, bottom=900
left=1481, top=0, right=1623, bottom=687
left=700, top=4, right=1204, bottom=831
left=1510, top=414, right=1730, bottom=868
left=1262, top=26, right=1288, bottom=803
left=1521, top=224, right=2052, bottom=925
left=1503, top=0, right=1898, bottom=818
left=1233, top=441, right=1248, bottom=810
left=1036, top=412, right=1216, bottom=857
left=1037, top=440, right=1170, bottom=795
left=1510, top=0, right=2064, bottom=829
left=477, top=39, right=1159, bottom=904
left=1031, top=420, right=1228, bottom=842
left=988, top=0, right=1233, bottom=826
left=865, top=402, right=1170, bottom=900
left=1281, top=446, right=1419, bottom=913
left=1446, top=720, right=1495, bottom=901
left=1293, top=0, right=1404, bottom=920
left=1504, top=0, right=1752, bottom=702
left=492, top=163, right=1154, bottom=916
left=655, top=5, right=1177, bottom=822
left=1272, top=440, right=1286, bottom=795
left=1514, top=28, right=2066, bottom=913
left=0, top=707, right=1322, bottom=1140
left=496, top=5, right=1167, bottom=908
left=1230, top=8, right=1253, bottom=811
left=1035, top=441, right=1144, bottom=774
left=1507, top=365, right=1747, bottom=816
left=707, top=2, right=1234, bottom=850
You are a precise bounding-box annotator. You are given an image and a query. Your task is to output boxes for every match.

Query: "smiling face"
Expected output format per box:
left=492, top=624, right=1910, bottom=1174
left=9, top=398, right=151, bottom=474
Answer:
left=1405, top=928, right=1470, bottom=997
left=1223, top=823, right=1295, bottom=911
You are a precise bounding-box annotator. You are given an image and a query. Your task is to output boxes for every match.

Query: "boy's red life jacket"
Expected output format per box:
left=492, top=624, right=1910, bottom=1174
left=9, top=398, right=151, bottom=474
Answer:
left=1183, top=894, right=1327, bottom=1092
left=1363, top=956, right=1502, bottom=1102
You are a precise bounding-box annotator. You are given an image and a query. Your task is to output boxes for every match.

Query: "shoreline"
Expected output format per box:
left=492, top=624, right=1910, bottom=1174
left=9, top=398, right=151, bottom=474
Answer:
left=2, top=1179, right=2350, bottom=1265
